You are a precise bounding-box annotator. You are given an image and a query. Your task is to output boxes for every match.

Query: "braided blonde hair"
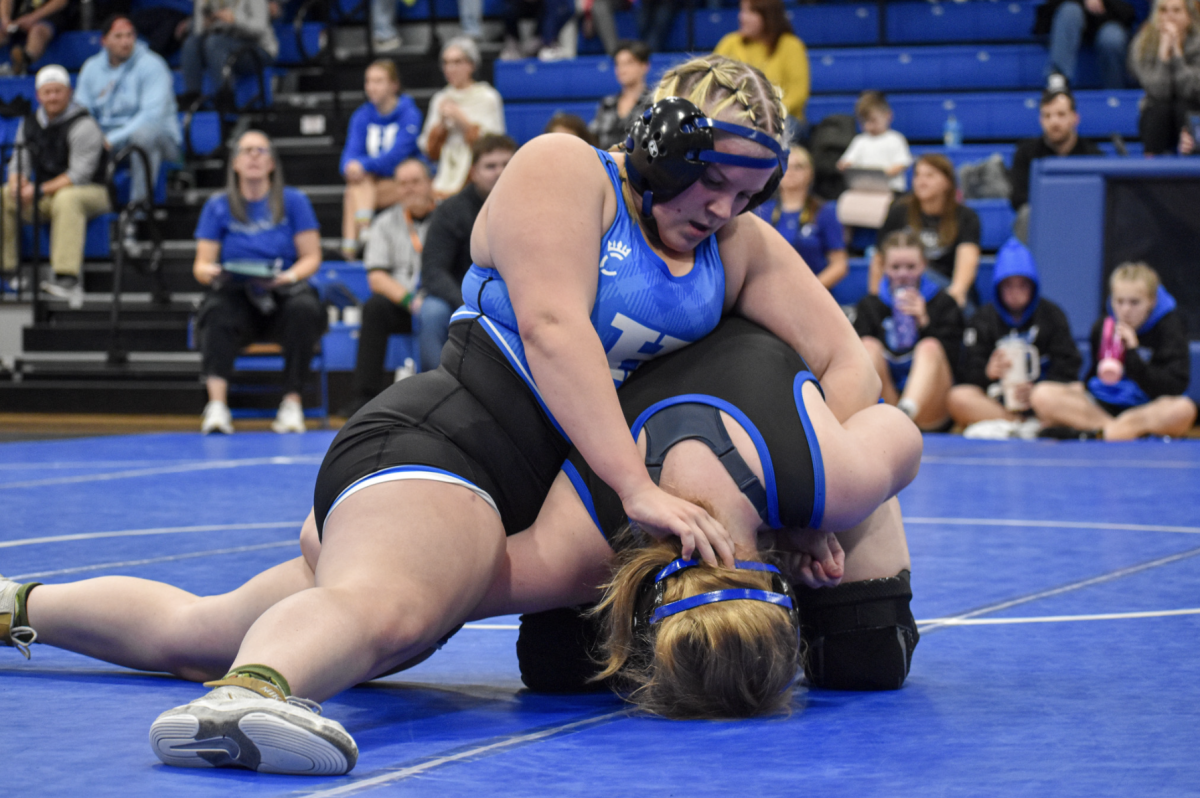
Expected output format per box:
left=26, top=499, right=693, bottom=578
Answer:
left=652, top=54, right=787, bottom=146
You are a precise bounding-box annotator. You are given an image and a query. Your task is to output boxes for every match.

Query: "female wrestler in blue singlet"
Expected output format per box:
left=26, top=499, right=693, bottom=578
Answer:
left=2, top=55, right=881, bottom=775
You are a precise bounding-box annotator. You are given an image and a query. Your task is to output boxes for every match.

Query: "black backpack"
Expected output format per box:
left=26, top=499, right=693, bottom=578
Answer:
left=809, top=114, right=857, bottom=202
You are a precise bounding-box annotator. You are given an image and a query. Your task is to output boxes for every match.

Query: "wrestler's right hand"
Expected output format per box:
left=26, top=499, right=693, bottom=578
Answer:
left=620, top=484, right=736, bottom=567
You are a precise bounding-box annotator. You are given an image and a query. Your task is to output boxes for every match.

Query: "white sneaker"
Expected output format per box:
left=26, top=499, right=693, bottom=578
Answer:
left=1014, top=418, right=1042, bottom=440
left=537, top=43, right=571, bottom=62
left=201, top=401, right=234, bottom=435
left=40, top=277, right=84, bottom=309
left=499, top=38, right=523, bottom=61
left=1, top=576, right=37, bottom=659
left=272, top=398, right=306, bottom=434
left=372, top=35, right=402, bottom=52
left=963, top=419, right=1018, bottom=440
left=149, top=680, right=358, bottom=774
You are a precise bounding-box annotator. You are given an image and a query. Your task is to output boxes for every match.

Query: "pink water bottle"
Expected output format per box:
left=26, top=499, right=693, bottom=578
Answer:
left=1097, top=316, right=1125, bottom=385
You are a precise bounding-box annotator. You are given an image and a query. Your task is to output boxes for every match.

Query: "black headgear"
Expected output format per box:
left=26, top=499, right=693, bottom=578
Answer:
left=623, top=97, right=787, bottom=216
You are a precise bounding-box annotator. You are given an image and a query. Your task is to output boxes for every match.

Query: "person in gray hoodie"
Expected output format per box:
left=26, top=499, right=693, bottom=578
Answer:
left=2, top=65, right=110, bottom=307
left=75, top=15, right=181, bottom=206
left=179, top=0, right=277, bottom=105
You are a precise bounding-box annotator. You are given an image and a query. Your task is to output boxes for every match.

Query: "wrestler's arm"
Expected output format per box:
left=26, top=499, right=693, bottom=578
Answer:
left=476, top=134, right=733, bottom=566
left=721, top=213, right=880, bottom=422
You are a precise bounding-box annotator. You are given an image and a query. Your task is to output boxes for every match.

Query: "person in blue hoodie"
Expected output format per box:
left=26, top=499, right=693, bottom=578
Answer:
left=74, top=15, right=181, bottom=207
left=1031, top=261, right=1197, bottom=440
left=339, top=59, right=423, bottom=260
left=854, top=229, right=963, bottom=430
left=948, top=238, right=1081, bottom=439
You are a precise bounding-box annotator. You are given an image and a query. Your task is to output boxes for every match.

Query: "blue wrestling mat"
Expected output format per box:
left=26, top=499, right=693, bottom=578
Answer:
left=3, top=432, right=1199, bottom=796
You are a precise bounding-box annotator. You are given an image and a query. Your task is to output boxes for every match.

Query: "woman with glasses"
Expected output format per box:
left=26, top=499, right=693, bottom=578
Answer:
left=418, top=36, right=506, bottom=198
left=191, top=129, right=324, bottom=435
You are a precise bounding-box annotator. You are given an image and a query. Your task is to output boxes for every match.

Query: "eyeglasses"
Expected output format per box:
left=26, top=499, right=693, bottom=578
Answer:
left=441, top=56, right=470, bottom=65
left=237, top=146, right=271, bottom=157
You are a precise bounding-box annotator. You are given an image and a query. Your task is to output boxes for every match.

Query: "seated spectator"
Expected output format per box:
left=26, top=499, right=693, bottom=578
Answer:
left=1032, top=262, right=1196, bottom=439
left=130, top=0, right=194, bottom=59
left=367, top=0, right=483, bottom=51
left=1009, top=88, right=1102, bottom=242
left=419, top=37, right=505, bottom=199
left=1036, top=0, right=1135, bottom=89
left=75, top=15, right=182, bottom=208
left=2, top=66, right=111, bottom=308
left=837, top=91, right=912, bottom=194
left=342, top=159, right=437, bottom=417
left=948, top=238, right=1082, bottom=439
left=714, top=0, right=810, bottom=138
left=1128, top=0, right=1200, bottom=154
left=638, top=0, right=680, bottom=54
left=871, top=155, right=982, bottom=312
left=180, top=0, right=278, bottom=108
left=754, top=144, right=848, bottom=291
left=855, top=230, right=963, bottom=431
left=418, top=134, right=516, bottom=370
left=0, top=0, right=66, bottom=76
left=544, top=111, right=597, bottom=146
left=340, top=59, right=423, bottom=260
left=589, top=40, right=652, bottom=151
left=192, top=130, right=324, bottom=436
left=499, top=0, right=575, bottom=61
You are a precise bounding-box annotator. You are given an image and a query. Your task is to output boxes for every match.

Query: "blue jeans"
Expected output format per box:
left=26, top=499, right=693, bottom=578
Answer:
left=181, top=33, right=273, bottom=95
left=637, top=0, right=678, bottom=52
left=372, top=0, right=398, bottom=41
left=1045, top=2, right=1129, bottom=89
left=123, top=125, right=180, bottom=205
left=417, top=295, right=453, bottom=371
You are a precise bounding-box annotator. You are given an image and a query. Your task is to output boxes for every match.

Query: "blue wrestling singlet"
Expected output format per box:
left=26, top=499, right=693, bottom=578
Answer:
left=451, top=148, right=726, bottom=431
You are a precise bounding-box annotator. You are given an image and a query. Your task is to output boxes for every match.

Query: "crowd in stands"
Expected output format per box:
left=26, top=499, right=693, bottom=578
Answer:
left=0, top=0, right=1194, bottom=438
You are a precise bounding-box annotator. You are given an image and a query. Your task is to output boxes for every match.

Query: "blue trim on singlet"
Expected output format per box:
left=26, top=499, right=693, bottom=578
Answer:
left=791, top=371, right=826, bottom=530
left=561, top=458, right=604, bottom=536
left=629, top=394, right=781, bottom=529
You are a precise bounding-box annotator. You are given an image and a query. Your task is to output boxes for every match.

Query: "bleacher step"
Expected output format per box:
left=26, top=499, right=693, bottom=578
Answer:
left=24, top=321, right=191, bottom=354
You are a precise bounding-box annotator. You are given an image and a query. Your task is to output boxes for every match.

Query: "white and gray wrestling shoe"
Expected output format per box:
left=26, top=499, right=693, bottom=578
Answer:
left=149, top=676, right=358, bottom=775
left=1, top=576, right=37, bottom=659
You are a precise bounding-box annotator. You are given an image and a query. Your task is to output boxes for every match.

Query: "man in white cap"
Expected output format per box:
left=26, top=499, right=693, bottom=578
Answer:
left=2, top=64, right=111, bottom=306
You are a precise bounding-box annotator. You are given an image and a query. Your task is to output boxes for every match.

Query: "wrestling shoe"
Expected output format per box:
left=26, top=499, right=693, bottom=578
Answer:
left=1, top=576, right=37, bottom=659
left=271, top=398, right=306, bottom=434
left=149, top=677, right=358, bottom=775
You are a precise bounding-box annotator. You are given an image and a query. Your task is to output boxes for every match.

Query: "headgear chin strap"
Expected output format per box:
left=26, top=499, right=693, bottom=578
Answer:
left=623, top=97, right=787, bottom=217
left=633, top=558, right=799, bottom=635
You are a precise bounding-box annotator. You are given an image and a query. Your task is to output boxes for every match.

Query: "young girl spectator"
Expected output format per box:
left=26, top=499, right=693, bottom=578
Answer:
left=1127, top=0, right=1200, bottom=154
left=871, top=154, right=982, bottom=311
left=340, top=60, right=424, bottom=260
left=837, top=91, right=913, bottom=193
left=948, top=238, right=1081, bottom=439
left=192, top=130, right=324, bottom=436
left=856, top=230, right=963, bottom=430
left=0, top=0, right=65, bottom=75
left=419, top=37, right=506, bottom=199
left=754, top=145, right=848, bottom=290
left=714, top=0, right=810, bottom=137
left=1031, top=262, right=1196, bottom=440
left=589, top=40, right=653, bottom=151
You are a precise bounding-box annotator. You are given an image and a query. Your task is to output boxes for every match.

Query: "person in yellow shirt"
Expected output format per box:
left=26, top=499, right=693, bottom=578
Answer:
left=714, top=0, right=810, bottom=136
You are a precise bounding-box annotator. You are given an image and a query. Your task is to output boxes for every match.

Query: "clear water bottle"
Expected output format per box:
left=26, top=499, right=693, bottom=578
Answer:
left=943, top=113, right=962, bottom=149
left=890, top=288, right=919, bottom=351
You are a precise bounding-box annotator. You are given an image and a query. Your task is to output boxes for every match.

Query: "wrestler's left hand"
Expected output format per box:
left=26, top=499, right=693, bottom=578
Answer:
left=776, top=529, right=845, bottom=588
left=622, top=484, right=736, bottom=567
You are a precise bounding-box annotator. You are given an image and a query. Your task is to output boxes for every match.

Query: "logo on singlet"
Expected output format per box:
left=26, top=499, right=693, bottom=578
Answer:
left=600, top=240, right=632, bottom=277
left=607, top=312, right=689, bottom=384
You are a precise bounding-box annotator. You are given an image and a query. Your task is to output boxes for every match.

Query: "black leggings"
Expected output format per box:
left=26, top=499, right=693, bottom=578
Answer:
left=1139, top=96, right=1194, bottom=155
left=351, top=294, right=413, bottom=402
left=197, top=284, right=324, bottom=394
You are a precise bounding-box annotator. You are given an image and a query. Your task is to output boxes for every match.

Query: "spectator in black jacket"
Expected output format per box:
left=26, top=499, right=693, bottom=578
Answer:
left=855, top=230, right=963, bottom=431
left=416, top=133, right=516, bottom=370
left=948, top=238, right=1082, bottom=439
left=1010, top=89, right=1103, bottom=242
left=1031, top=261, right=1196, bottom=439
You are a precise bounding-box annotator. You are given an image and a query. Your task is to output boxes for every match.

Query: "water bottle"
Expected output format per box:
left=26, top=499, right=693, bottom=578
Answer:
left=1097, top=316, right=1125, bottom=385
left=943, top=113, right=962, bottom=150
left=891, top=288, right=918, bottom=351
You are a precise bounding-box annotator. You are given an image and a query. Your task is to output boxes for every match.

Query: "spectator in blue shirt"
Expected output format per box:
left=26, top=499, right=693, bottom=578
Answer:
left=75, top=15, right=182, bottom=206
left=192, top=130, right=324, bottom=436
left=340, top=59, right=423, bottom=260
left=754, top=145, right=848, bottom=290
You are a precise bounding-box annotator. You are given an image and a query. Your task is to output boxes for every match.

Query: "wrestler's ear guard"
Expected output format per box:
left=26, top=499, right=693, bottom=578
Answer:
left=623, top=97, right=786, bottom=215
